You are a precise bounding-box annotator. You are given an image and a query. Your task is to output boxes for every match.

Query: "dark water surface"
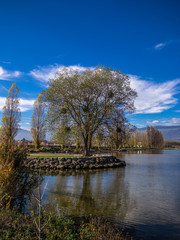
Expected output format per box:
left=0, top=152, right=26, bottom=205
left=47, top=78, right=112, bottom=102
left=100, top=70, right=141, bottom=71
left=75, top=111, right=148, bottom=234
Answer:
left=28, top=150, right=180, bottom=239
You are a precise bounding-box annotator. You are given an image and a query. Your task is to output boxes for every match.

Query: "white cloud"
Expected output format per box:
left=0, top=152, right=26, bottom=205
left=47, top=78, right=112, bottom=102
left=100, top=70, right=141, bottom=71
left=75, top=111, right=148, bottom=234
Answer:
left=0, top=97, right=35, bottom=112
left=19, top=126, right=31, bottom=131
left=169, top=118, right=180, bottom=124
left=154, top=42, right=167, bottom=50
left=147, top=120, right=159, bottom=124
left=135, top=123, right=144, bottom=128
left=146, top=118, right=180, bottom=126
left=174, top=110, right=180, bottom=113
left=30, top=64, right=180, bottom=114
left=0, top=66, right=21, bottom=80
left=130, top=75, right=180, bottom=114
left=154, top=40, right=180, bottom=50
left=29, top=64, right=89, bottom=84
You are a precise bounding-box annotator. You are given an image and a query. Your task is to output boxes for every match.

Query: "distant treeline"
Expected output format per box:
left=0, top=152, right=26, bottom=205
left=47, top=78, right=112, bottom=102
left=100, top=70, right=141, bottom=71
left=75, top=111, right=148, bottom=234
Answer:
left=94, top=125, right=164, bottom=150
left=164, top=140, right=180, bottom=148
left=126, top=125, right=164, bottom=149
left=28, top=125, right=164, bottom=151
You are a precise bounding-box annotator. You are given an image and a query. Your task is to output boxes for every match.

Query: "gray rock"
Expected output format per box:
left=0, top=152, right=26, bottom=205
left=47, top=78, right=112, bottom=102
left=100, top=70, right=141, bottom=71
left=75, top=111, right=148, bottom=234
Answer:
left=25, top=156, right=126, bottom=170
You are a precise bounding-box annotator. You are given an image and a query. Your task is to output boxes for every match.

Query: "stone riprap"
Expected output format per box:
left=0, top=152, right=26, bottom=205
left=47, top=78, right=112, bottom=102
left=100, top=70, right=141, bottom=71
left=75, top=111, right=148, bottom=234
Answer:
left=23, top=156, right=126, bottom=170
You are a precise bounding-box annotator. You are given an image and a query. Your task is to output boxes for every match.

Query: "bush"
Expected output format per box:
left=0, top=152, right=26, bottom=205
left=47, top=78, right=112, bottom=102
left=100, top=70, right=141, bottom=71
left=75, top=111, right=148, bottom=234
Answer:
left=72, top=149, right=80, bottom=154
left=0, top=210, right=79, bottom=240
left=0, top=209, right=132, bottom=240
left=0, top=141, right=27, bottom=169
left=39, top=147, right=49, bottom=152
left=38, top=147, right=61, bottom=153
left=28, top=148, right=36, bottom=153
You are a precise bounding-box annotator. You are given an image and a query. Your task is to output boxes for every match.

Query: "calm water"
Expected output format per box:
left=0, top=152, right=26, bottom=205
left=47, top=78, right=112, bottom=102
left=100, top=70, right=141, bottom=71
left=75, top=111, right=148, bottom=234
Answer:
left=28, top=150, right=180, bottom=239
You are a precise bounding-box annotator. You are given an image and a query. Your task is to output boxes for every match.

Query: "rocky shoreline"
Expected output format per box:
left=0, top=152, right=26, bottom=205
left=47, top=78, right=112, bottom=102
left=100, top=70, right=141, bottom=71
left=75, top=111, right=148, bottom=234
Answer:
left=22, top=155, right=126, bottom=170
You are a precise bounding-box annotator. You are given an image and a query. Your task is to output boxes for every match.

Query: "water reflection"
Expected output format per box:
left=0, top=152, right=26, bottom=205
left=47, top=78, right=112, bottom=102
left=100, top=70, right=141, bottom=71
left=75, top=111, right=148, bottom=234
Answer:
left=4, top=150, right=179, bottom=239
left=44, top=168, right=134, bottom=221
left=37, top=150, right=180, bottom=239
left=115, top=149, right=164, bottom=157
left=0, top=169, right=40, bottom=212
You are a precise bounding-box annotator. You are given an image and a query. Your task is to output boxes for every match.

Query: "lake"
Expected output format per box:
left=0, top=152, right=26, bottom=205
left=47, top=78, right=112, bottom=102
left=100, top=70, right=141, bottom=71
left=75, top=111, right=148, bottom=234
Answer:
left=27, top=150, right=180, bottom=240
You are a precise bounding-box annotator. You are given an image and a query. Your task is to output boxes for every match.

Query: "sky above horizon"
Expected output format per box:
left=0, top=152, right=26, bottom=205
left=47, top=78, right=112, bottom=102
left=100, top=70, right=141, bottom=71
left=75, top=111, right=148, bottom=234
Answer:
left=0, top=0, right=180, bottom=130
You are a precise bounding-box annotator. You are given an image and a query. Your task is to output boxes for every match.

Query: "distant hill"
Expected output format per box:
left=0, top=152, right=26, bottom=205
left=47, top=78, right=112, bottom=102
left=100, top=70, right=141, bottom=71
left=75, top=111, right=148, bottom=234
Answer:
left=140, top=125, right=180, bottom=141
left=15, top=128, right=33, bottom=141
left=15, top=128, right=51, bottom=141
left=15, top=125, right=180, bottom=142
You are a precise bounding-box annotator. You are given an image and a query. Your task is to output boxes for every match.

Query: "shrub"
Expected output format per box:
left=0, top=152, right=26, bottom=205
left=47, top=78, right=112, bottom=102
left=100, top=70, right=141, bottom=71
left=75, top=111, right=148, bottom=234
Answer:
left=0, top=209, right=132, bottom=240
left=39, top=147, right=49, bottom=152
left=28, top=148, right=36, bottom=153
left=0, top=141, right=27, bottom=169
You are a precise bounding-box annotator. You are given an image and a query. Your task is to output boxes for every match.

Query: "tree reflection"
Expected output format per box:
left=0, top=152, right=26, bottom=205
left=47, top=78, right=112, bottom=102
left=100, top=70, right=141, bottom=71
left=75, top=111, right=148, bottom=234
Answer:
left=0, top=168, right=40, bottom=212
left=45, top=168, right=134, bottom=222
left=75, top=174, right=95, bottom=215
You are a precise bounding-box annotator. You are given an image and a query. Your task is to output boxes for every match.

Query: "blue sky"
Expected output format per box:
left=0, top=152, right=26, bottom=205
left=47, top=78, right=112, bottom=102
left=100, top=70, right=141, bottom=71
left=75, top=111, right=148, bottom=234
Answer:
left=0, top=0, right=180, bottom=130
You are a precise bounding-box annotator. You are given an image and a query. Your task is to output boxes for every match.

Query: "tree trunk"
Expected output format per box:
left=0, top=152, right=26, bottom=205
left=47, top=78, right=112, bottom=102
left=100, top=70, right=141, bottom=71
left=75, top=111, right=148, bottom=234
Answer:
left=83, top=134, right=92, bottom=156
left=84, top=148, right=90, bottom=156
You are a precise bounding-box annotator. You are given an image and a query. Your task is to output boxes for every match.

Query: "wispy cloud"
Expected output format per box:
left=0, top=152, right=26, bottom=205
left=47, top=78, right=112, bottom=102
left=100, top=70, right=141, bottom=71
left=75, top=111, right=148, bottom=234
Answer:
left=29, top=64, right=88, bottom=84
left=135, top=123, right=144, bottom=128
left=147, top=118, right=180, bottom=126
left=30, top=64, right=180, bottom=114
left=147, top=120, right=159, bottom=124
left=0, top=84, right=8, bottom=92
left=129, top=75, right=180, bottom=114
left=154, top=42, right=167, bottom=50
left=0, top=66, right=21, bottom=80
left=154, top=39, right=180, bottom=50
left=19, top=99, right=35, bottom=112
left=169, top=118, right=180, bottom=124
left=0, top=97, right=35, bottom=112
left=19, top=126, right=31, bottom=131
left=0, top=61, right=11, bottom=64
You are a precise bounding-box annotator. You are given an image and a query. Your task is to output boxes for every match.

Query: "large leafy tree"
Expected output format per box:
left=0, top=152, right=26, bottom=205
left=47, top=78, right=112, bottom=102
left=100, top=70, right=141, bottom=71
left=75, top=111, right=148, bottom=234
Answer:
left=31, top=94, right=46, bottom=149
left=44, top=66, right=137, bottom=156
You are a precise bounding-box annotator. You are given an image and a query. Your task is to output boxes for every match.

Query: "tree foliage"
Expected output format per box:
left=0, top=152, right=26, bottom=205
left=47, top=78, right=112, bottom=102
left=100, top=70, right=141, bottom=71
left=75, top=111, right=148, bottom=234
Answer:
left=148, top=126, right=164, bottom=148
left=107, top=110, right=131, bottom=149
left=127, top=126, right=164, bottom=149
left=44, top=66, right=137, bottom=155
left=52, top=113, right=72, bottom=148
left=31, top=94, right=46, bottom=149
left=0, top=83, right=21, bottom=164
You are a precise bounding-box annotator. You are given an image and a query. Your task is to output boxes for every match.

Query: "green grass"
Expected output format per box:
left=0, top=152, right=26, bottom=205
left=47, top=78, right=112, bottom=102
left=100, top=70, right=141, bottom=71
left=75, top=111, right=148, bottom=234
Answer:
left=28, top=154, right=82, bottom=158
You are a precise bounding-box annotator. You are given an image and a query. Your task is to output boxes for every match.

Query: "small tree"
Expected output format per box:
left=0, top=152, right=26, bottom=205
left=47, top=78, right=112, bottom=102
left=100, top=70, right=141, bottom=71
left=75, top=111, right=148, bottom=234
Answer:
left=0, top=83, right=21, bottom=164
left=31, top=94, right=46, bottom=149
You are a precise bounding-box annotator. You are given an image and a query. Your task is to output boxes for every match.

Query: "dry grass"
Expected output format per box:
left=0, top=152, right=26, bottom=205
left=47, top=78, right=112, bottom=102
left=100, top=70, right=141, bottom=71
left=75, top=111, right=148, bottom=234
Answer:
left=87, top=217, right=132, bottom=240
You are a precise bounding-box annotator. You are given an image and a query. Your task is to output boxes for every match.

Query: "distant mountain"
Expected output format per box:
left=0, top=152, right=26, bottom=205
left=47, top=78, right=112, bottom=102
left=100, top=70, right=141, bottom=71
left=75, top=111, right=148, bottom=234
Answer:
left=15, top=128, right=33, bottom=141
left=140, top=125, right=180, bottom=141
left=15, top=128, right=51, bottom=141
left=15, top=125, right=180, bottom=142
